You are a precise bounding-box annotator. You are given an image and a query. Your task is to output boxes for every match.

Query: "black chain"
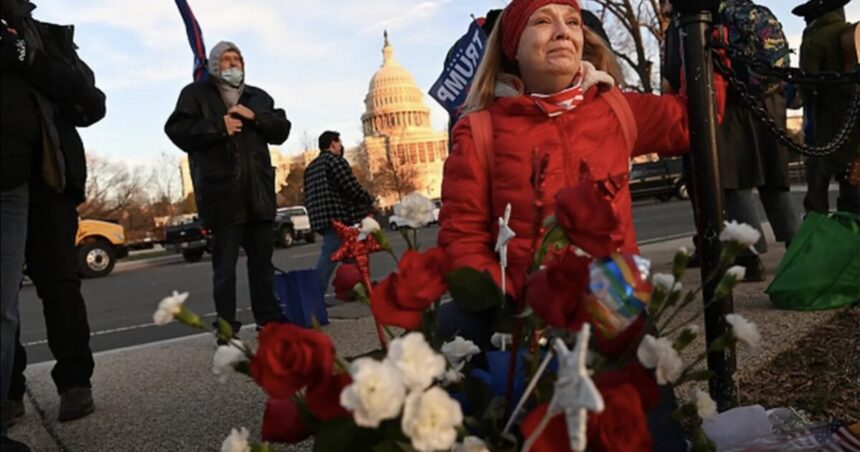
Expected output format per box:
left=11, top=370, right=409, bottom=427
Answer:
left=715, top=42, right=860, bottom=86
left=711, top=48, right=860, bottom=157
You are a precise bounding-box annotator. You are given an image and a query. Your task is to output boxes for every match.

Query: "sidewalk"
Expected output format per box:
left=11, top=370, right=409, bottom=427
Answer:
left=8, top=231, right=841, bottom=451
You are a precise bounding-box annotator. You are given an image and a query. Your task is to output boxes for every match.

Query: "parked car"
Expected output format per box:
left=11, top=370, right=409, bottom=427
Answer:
left=274, top=206, right=315, bottom=246
left=629, top=157, right=688, bottom=202
left=388, top=200, right=442, bottom=230
left=273, top=210, right=296, bottom=248
left=164, top=216, right=212, bottom=262
left=76, top=219, right=128, bottom=278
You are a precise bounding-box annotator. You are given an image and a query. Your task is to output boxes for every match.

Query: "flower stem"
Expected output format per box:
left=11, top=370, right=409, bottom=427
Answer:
left=334, top=354, right=349, bottom=374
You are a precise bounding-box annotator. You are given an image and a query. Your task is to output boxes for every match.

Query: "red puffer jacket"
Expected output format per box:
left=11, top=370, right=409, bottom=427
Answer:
left=438, top=83, right=695, bottom=297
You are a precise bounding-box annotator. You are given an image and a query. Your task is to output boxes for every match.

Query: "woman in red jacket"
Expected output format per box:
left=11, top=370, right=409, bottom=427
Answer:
left=439, top=0, right=702, bottom=299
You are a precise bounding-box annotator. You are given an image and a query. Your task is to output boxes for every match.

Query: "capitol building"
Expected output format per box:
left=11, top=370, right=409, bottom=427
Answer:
left=359, top=32, right=449, bottom=208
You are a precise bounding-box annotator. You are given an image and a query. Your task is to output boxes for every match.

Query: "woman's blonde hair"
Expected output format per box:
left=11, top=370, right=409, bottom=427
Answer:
left=461, top=20, right=624, bottom=114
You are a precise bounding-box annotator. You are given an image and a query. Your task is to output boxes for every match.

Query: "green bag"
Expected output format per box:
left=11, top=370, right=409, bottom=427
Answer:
left=767, top=211, right=860, bottom=310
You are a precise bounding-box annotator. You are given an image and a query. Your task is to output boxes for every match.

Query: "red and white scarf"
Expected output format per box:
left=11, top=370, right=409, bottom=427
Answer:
left=530, top=72, right=585, bottom=117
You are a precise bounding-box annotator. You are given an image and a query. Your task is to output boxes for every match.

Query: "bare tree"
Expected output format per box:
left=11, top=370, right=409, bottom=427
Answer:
left=371, top=143, right=419, bottom=205
left=149, top=152, right=182, bottom=205
left=78, top=154, right=151, bottom=219
left=277, top=164, right=306, bottom=207
left=300, top=129, right=317, bottom=152
left=585, top=0, right=663, bottom=92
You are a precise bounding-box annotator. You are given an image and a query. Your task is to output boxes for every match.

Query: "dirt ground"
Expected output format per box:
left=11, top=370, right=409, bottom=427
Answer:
left=738, top=306, right=859, bottom=423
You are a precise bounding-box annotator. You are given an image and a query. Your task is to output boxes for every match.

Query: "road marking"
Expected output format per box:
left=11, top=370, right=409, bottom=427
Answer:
left=637, top=232, right=694, bottom=246
left=21, top=307, right=253, bottom=348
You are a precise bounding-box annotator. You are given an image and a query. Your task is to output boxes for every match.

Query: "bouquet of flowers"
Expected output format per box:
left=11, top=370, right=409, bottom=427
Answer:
left=155, top=178, right=763, bottom=452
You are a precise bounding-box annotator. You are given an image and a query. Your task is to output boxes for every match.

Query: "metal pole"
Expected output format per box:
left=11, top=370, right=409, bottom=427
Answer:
left=677, top=7, right=738, bottom=410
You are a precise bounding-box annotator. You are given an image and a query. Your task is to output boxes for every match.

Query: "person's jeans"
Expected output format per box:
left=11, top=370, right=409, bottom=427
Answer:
left=211, top=220, right=281, bottom=333
left=1, top=183, right=28, bottom=437
left=804, top=157, right=860, bottom=214
left=315, top=228, right=341, bottom=296
left=10, top=185, right=95, bottom=397
left=758, top=187, right=800, bottom=244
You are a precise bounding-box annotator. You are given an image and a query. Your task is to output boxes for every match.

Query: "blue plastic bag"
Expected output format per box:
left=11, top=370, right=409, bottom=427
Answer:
left=274, top=269, right=329, bottom=328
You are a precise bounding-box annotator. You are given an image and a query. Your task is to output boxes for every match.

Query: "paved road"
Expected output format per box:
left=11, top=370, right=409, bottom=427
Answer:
left=20, top=190, right=819, bottom=363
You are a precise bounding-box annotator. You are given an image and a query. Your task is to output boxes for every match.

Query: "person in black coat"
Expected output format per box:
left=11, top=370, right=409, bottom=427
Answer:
left=2, top=0, right=105, bottom=441
left=165, top=41, right=291, bottom=338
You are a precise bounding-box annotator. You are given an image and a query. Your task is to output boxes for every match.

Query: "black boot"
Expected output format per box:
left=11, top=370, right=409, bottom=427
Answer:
left=58, top=387, right=95, bottom=422
left=1, top=397, right=25, bottom=427
left=735, top=255, right=766, bottom=282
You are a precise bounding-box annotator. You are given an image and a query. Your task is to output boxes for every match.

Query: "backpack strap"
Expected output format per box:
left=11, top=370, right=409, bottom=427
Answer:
left=602, top=87, right=638, bottom=152
left=468, top=109, right=494, bottom=183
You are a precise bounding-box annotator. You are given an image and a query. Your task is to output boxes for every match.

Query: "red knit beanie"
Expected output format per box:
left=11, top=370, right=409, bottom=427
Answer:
left=501, top=0, right=582, bottom=62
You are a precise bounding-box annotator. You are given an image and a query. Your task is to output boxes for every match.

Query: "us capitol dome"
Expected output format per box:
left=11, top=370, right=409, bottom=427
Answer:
left=359, top=31, right=448, bottom=208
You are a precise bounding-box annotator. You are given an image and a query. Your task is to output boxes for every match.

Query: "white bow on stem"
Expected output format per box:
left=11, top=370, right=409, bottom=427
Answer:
left=495, top=203, right=515, bottom=296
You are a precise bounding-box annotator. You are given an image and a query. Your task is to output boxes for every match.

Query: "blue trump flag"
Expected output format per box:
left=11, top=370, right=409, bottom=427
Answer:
left=174, top=0, right=208, bottom=81
left=430, top=18, right=488, bottom=120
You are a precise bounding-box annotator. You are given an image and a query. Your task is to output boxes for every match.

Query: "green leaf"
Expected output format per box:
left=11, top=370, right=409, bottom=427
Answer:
left=532, top=225, right=568, bottom=271
left=446, top=268, right=503, bottom=312
left=353, top=282, right=369, bottom=303
left=673, top=327, right=699, bottom=351
left=458, top=374, right=494, bottom=421
left=313, top=418, right=358, bottom=452
left=373, top=440, right=406, bottom=452
left=371, top=229, right=392, bottom=251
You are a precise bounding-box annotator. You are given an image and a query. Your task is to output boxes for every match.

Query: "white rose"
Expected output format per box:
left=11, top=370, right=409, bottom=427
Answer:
left=395, top=192, right=435, bottom=229
left=719, top=220, right=761, bottom=249
left=636, top=334, right=683, bottom=384
left=694, top=389, right=718, bottom=420
left=490, top=333, right=512, bottom=350
left=340, top=358, right=406, bottom=428
left=455, top=436, right=490, bottom=452
left=212, top=342, right=246, bottom=383
left=652, top=273, right=681, bottom=292
left=220, top=427, right=250, bottom=452
left=386, top=332, right=446, bottom=391
left=443, top=365, right=465, bottom=385
left=358, top=217, right=381, bottom=241
left=153, top=291, right=188, bottom=325
left=726, top=313, right=761, bottom=350
left=401, top=387, right=464, bottom=452
left=725, top=265, right=747, bottom=281
left=441, top=336, right=480, bottom=366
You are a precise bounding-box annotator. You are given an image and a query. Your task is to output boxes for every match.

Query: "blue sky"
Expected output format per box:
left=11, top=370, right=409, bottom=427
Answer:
left=32, top=1, right=858, bottom=167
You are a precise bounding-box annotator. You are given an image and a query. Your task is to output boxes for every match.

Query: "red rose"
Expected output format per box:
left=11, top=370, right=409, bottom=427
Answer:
left=371, top=248, right=449, bottom=329
left=305, top=373, right=352, bottom=421
left=587, top=384, right=652, bottom=452
left=333, top=263, right=362, bottom=302
left=251, top=323, right=334, bottom=399
left=525, top=251, right=591, bottom=331
left=592, top=315, right=646, bottom=360
left=520, top=403, right=572, bottom=452
left=555, top=171, right=622, bottom=258
left=261, top=398, right=312, bottom=443
left=594, top=361, right=660, bottom=412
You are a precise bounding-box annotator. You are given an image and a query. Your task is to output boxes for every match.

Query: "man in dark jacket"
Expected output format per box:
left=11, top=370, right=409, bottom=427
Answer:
left=303, top=131, right=374, bottom=297
left=795, top=0, right=860, bottom=213
left=165, top=41, right=290, bottom=337
left=2, top=0, right=105, bottom=448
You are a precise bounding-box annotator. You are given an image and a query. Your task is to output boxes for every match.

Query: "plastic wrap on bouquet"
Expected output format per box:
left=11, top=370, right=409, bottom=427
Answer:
left=584, top=253, right=652, bottom=338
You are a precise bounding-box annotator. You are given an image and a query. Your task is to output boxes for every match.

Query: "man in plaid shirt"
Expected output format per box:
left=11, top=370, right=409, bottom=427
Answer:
left=303, top=131, right=374, bottom=297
